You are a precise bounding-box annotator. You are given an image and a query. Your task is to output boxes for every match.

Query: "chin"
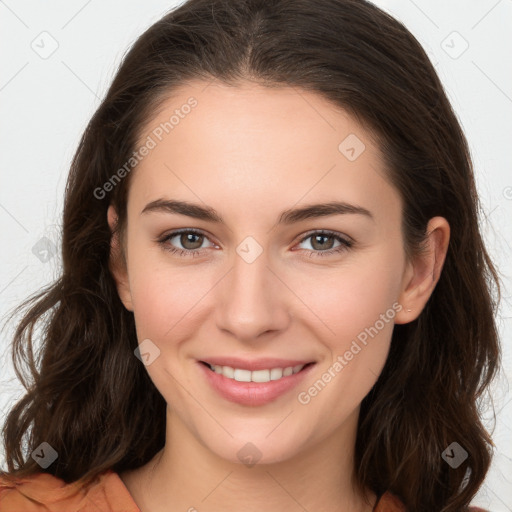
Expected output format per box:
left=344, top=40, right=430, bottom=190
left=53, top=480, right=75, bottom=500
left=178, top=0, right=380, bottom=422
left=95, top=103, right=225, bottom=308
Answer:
left=202, top=431, right=306, bottom=468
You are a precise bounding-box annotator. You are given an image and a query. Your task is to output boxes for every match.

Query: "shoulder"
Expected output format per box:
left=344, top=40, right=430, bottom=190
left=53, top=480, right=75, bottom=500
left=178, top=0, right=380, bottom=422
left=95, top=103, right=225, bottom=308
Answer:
left=0, top=469, right=140, bottom=511
left=374, top=492, right=491, bottom=512
left=374, top=491, right=407, bottom=511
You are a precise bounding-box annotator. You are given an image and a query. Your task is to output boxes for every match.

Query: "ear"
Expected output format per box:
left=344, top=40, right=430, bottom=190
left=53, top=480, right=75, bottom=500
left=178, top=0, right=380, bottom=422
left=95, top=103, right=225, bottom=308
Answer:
left=107, top=205, right=134, bottom=312
left=394, top=216, right=450, bottom=324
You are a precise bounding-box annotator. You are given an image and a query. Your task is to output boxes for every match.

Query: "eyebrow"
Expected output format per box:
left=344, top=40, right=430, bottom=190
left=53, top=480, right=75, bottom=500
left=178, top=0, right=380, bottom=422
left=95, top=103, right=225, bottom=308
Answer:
left=140, top=198, right=374, bottom=224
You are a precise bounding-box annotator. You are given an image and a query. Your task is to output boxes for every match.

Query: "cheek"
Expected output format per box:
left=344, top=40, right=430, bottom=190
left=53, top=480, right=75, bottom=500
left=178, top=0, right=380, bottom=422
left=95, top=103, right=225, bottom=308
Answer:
left=127, top=223, right=405, bottom=343
left=294, top=267, right=401, bottom=430
left=286, top=252, right=404, bottom=347
left=129, top=265, right=205, bottom=342
left=126, top=252, right=209, bottom=403
left=126, top=238, right=221, bottom=349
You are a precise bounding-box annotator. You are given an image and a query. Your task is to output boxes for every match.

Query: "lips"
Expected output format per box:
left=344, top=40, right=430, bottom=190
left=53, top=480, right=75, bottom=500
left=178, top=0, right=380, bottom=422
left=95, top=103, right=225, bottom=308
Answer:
left=197, top=357, right=316, bottom=406
left=199, top=356, right=315, bottom=371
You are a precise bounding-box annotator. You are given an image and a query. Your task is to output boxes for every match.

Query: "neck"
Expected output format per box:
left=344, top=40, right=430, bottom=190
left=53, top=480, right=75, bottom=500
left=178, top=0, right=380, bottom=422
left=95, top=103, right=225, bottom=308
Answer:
left=121, top=406, right=376, bottom=512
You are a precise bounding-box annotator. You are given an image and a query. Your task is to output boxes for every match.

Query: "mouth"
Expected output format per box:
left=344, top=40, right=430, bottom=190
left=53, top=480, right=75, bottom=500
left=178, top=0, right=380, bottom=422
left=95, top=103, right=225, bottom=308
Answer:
left=199, top=360, right=315, bottom=383
left=197, top=359, right=316, bottom=406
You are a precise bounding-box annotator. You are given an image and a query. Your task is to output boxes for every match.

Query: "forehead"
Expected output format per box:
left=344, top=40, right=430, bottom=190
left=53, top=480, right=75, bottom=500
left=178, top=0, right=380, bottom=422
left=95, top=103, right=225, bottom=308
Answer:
left=138, top=79, right=374, bottom=160
left=129, top=80, right=401, bottom=225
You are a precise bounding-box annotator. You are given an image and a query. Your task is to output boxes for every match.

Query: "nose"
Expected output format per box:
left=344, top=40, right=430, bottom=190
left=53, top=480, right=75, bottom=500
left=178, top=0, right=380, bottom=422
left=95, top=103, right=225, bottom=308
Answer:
left=214, top=247, right=291, bottom=343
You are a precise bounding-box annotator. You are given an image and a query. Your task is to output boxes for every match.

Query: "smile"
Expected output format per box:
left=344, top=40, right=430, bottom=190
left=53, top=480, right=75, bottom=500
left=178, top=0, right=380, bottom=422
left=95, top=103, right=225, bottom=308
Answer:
left=204, top=362, right=307, bottom=383
left=197, top=360, right=316, bottom=406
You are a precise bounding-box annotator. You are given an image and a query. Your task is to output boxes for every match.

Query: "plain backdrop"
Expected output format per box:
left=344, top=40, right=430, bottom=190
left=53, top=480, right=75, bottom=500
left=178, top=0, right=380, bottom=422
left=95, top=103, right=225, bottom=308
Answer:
left=0, top=0, right=511, bottom=509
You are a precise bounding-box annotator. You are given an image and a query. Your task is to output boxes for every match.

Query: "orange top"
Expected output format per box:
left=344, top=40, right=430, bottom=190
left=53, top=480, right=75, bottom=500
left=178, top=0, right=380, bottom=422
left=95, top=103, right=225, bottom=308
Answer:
left=0, top=470, right=488, bottom=511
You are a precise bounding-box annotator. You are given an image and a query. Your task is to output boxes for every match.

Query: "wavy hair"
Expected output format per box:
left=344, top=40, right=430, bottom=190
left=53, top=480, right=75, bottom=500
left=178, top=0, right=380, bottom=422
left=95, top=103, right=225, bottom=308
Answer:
left=0, top=1, right=501, bottom=511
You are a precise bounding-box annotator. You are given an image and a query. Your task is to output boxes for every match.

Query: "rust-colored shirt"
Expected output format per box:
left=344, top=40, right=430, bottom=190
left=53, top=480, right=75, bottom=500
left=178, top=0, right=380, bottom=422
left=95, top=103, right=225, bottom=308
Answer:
left=0, top=469, right=488, bottom=511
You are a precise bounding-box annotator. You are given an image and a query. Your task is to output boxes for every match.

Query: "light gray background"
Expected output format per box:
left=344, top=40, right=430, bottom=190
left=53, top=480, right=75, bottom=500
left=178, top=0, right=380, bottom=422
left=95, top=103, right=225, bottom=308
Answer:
left=1, top=0, right=511, bottom=509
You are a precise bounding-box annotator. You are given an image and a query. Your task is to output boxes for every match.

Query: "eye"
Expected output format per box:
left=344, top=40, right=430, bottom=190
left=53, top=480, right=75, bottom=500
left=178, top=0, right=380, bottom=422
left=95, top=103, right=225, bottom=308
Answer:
left=157, top=228, right=353, bottom=258
left=157, top=229, right=216, bottom=257
left=295, top=230, right=353, bottom=258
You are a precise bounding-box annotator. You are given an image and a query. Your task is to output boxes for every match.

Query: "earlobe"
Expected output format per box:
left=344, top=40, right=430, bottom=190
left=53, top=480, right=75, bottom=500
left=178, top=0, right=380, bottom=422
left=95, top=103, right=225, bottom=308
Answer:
left=395, top=216, right=450, bottom=324
left=107, top=205, right=134, bottom=312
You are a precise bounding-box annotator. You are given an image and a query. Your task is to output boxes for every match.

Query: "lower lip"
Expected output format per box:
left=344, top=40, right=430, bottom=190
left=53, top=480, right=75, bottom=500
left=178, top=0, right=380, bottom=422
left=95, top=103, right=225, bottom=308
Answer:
left=197, top=361, right=316, bottom=406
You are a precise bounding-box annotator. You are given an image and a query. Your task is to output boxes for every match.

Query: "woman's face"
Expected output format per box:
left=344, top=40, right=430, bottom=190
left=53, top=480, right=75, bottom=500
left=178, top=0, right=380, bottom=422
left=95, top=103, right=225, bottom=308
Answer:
left=110, top=80, right=416, bottom=465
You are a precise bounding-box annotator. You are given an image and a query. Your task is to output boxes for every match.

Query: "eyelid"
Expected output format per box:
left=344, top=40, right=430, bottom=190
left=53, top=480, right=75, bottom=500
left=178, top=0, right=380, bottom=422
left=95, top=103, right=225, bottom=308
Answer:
left=157, top=228, right=218, bottom=248
left=158, top=228, right=353, bottom=244
left=296, top=228, right=354, bottom=245
left=157, top=227, right=354, bottom=257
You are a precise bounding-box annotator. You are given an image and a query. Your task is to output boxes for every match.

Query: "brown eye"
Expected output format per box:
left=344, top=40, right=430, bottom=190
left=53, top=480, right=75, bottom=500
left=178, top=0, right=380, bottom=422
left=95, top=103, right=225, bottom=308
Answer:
left=178, top=232, right=204, bottom=250
left=158, top=229, right=215, bottom=257
left=296, top=230, right=353, bottom=258
left=309, top=233, right=336, bottom=250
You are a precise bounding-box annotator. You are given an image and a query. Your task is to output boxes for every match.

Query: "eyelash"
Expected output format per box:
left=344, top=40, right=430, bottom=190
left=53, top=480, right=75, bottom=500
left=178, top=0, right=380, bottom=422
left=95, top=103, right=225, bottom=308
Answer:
left=157, top=228, right=353, bottom=259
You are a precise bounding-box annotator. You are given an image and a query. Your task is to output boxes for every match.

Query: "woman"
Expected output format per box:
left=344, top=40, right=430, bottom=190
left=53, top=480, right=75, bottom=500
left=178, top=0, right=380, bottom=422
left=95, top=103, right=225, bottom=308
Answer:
left=0, top=0, right=500, bottom=510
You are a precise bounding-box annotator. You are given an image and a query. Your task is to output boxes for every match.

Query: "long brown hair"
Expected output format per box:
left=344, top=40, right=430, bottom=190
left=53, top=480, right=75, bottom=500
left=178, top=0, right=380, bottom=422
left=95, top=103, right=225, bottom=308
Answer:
left=0, top=1, right=501, bottom=510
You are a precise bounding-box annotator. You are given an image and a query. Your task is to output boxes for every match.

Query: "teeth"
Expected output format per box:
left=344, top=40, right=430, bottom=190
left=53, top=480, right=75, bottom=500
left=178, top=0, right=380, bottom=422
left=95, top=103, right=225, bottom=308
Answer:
left=233, top=369, right=251, bottom=382
left=210, top=363, right=306, bottom=383
left=222, top=366, right=235, bottom=379
left=270, top=368, right=283, bottom=380
left=251, top=369, right=270, bottom=383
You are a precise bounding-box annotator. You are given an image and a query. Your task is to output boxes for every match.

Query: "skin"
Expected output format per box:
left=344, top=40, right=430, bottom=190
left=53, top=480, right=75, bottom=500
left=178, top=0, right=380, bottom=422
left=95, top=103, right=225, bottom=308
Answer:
left=109, top=80, right=450, bottom=512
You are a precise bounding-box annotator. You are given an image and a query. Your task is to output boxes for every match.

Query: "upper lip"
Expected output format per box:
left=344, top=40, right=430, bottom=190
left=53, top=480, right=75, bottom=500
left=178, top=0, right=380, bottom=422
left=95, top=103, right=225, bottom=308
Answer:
left=200, top=357, right=315, bottom=371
